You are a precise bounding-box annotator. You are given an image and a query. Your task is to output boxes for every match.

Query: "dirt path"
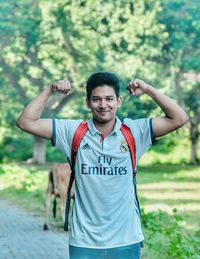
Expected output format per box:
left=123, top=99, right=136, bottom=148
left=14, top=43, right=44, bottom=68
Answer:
left=0, top=199, right=69, bottom=259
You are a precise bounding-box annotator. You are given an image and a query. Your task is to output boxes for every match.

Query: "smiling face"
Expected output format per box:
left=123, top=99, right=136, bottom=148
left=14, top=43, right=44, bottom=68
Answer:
left=86, top=85, right=123, bottom=124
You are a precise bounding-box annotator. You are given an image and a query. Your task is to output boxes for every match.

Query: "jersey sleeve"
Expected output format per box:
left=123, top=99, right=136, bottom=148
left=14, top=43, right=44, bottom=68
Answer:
left=123, top=118, right=156, bottom=161
left=51, top=118, right=83, bottom=158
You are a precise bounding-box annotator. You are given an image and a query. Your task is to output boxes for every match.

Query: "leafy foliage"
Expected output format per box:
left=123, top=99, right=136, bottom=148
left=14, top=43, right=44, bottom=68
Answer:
left=0, top=0, right=199, bottom=163
left=158, top=0, right=200, bottom=163
left=143, top=209, right=200, bottom=258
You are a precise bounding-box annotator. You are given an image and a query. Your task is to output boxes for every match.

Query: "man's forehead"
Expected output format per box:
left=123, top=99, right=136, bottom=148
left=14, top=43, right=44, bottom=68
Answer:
left=91, top=85, right=116, bottom=96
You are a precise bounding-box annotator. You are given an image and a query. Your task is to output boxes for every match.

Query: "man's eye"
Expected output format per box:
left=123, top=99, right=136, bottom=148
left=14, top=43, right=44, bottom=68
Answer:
left=107, top=98, right=113, bottom=101
left=92, top=99, right=99, bottom=102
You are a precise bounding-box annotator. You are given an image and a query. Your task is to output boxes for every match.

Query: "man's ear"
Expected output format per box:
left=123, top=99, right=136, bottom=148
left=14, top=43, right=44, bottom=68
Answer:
left=86, top=98, right=91, bottom=109
left=117, top=96, right=123, bottom=108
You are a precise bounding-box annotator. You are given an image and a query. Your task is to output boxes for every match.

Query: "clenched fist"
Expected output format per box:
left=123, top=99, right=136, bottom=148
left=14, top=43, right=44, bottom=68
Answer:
left=50, top=79, right=71, bottom=96
left=126, top=79, right=149, bottom=96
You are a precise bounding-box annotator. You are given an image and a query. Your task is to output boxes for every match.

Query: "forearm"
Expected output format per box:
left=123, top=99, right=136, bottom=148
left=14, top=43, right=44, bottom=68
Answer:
left=146, top=84, right=188, bottom=123
left=17, top=86, right=52, bottom=129
left=145, top=84, right=189, bottom=137
left=17, top=79, right=71, bottom=138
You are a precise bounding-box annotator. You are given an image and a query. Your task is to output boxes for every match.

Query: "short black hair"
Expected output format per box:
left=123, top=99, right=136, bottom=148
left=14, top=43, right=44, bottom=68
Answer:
left=86, top=72, right=120, bottom=99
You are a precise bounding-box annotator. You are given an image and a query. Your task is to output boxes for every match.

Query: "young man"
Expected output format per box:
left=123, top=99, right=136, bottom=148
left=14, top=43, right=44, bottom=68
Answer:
left=17, top=72, right=188, bottom=259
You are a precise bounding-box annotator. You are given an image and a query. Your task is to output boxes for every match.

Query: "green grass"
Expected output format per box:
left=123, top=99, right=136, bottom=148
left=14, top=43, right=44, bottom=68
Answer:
left=137, top=164, right=200, bottom=258
left=0, top=162, right=200, bottom=258
left=137, top=164, right=200, bottom=233
left=0, top=163, right=49, bottom=214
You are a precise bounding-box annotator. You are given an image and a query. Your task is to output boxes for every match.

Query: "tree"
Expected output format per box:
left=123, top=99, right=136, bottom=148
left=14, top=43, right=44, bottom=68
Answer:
left=52, top=0, right=166, bottom=120
left=0, top=0, right=81, bottom=163
left=0, top=0, right=168, bottom=163
left=159, top=0, right=200, bottom=164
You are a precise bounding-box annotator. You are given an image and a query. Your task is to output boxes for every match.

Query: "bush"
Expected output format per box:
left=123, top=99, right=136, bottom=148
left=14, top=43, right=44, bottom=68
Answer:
left=142, top=209, right=200, bottom=259
left=0, top=130, right=66, bottom=163
left=0, top=134, right=33, bottom=162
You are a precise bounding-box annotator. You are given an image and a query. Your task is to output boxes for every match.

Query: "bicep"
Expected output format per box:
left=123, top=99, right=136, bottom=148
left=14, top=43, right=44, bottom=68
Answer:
left=152, top=117, right=182, bottom=138
left=17, top=118, right=53, bottom=139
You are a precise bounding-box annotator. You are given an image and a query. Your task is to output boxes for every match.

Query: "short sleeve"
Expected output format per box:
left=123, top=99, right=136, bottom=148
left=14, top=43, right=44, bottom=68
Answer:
left=51, top=118, right=83, bottom=158
left=123, top=118, right=155, bottom=161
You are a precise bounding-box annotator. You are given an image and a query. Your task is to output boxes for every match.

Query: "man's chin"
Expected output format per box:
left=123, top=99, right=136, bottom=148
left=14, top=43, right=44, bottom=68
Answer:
left=94, top=116, right=114, bottom=124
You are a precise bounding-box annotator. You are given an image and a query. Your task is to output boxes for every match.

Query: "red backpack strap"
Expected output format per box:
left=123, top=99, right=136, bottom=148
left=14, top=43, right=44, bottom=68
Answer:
left=120, top=123, right=136, bottom=173
left=121, top=123, right=141, bottom=218
left=71, top=121, right=88, bottom=164
left=64, top=121, right=88, bottom=231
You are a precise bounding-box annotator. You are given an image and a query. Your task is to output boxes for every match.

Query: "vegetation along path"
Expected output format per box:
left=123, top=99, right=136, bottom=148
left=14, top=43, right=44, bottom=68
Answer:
left=0, top=199, right=69, bottom=259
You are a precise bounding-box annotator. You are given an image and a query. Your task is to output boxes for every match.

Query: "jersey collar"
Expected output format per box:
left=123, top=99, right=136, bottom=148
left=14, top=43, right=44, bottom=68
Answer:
left=88, top=117, right=122, bottom=136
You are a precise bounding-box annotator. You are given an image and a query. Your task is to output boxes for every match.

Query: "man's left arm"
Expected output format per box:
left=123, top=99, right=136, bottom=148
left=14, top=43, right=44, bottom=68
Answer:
left=127, top=79, right=189, bottom=138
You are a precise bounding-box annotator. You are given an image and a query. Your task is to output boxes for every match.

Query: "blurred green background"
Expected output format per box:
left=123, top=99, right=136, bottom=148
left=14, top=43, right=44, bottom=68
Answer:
left=0, top=0, right=199, bottom=258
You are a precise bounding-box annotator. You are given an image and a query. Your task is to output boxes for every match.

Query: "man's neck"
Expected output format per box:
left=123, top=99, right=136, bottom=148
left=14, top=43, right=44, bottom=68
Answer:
left=93, top=118, right=116, bottom=136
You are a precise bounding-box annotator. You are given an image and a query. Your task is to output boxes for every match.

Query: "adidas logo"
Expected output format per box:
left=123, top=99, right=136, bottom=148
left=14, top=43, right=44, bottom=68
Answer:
left=81, top=143, right=91, bottom=149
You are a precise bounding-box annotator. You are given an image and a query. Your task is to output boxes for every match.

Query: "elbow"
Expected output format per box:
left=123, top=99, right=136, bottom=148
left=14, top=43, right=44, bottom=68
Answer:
left=16, top=118, right=23, bottom=130
left=177, top=113, right=189, bottom=128
left=182, top=112, right=189, bottom=125
left=16, top=117, right=28, bottom=131
left=184, top=114, right=190, bottom=124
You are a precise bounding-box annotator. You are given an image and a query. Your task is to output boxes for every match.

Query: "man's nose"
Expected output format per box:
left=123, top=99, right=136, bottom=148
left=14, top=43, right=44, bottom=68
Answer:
left=99, top=99, right=107, bottom=108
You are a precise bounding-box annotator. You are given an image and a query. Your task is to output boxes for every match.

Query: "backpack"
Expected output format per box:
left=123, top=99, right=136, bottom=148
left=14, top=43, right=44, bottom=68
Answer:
left=64, top=121, right=140, bottom=231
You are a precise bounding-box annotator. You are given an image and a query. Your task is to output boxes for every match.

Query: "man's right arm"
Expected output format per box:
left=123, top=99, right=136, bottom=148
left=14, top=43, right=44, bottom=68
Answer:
left=16, top=80, right=71, bottom=139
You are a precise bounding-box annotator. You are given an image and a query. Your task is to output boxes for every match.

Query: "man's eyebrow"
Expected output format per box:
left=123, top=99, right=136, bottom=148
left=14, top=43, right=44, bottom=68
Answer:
left=92, top=95, right=114, bottom=98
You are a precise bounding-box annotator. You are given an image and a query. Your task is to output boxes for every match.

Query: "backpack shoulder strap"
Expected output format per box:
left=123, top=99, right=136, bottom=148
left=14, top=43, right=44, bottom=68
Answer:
left=120, top=123, right=136, bottom=173
left=120, top=123, right=141, bottom=218
left=71, top=121, right=88, bottom=164
left=64, top=121, right=88, bottom=231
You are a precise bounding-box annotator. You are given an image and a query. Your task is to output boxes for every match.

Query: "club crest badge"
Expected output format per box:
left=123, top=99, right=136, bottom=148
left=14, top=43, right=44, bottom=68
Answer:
left=120, top=140, right=128, bottom=152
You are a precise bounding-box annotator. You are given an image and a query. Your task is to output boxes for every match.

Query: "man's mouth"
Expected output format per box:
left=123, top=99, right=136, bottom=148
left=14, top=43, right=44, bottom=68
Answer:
left=97, top=110, right=110, bottom=113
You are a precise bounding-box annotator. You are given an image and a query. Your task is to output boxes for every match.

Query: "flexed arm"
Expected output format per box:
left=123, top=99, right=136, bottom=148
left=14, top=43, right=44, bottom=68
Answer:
left=16, top=80, right=71, bottom=139
left=126, top=79, right=189, bottom=138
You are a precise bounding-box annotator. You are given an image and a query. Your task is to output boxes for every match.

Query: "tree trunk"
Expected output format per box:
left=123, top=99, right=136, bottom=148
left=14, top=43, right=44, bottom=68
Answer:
left=189, top=120, right=199, bottom=165
left=174, top=71, right=186, bottom=109
left=173, top=71, right=200, bottom=164
left=33, top=136, right=46, bottom=164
